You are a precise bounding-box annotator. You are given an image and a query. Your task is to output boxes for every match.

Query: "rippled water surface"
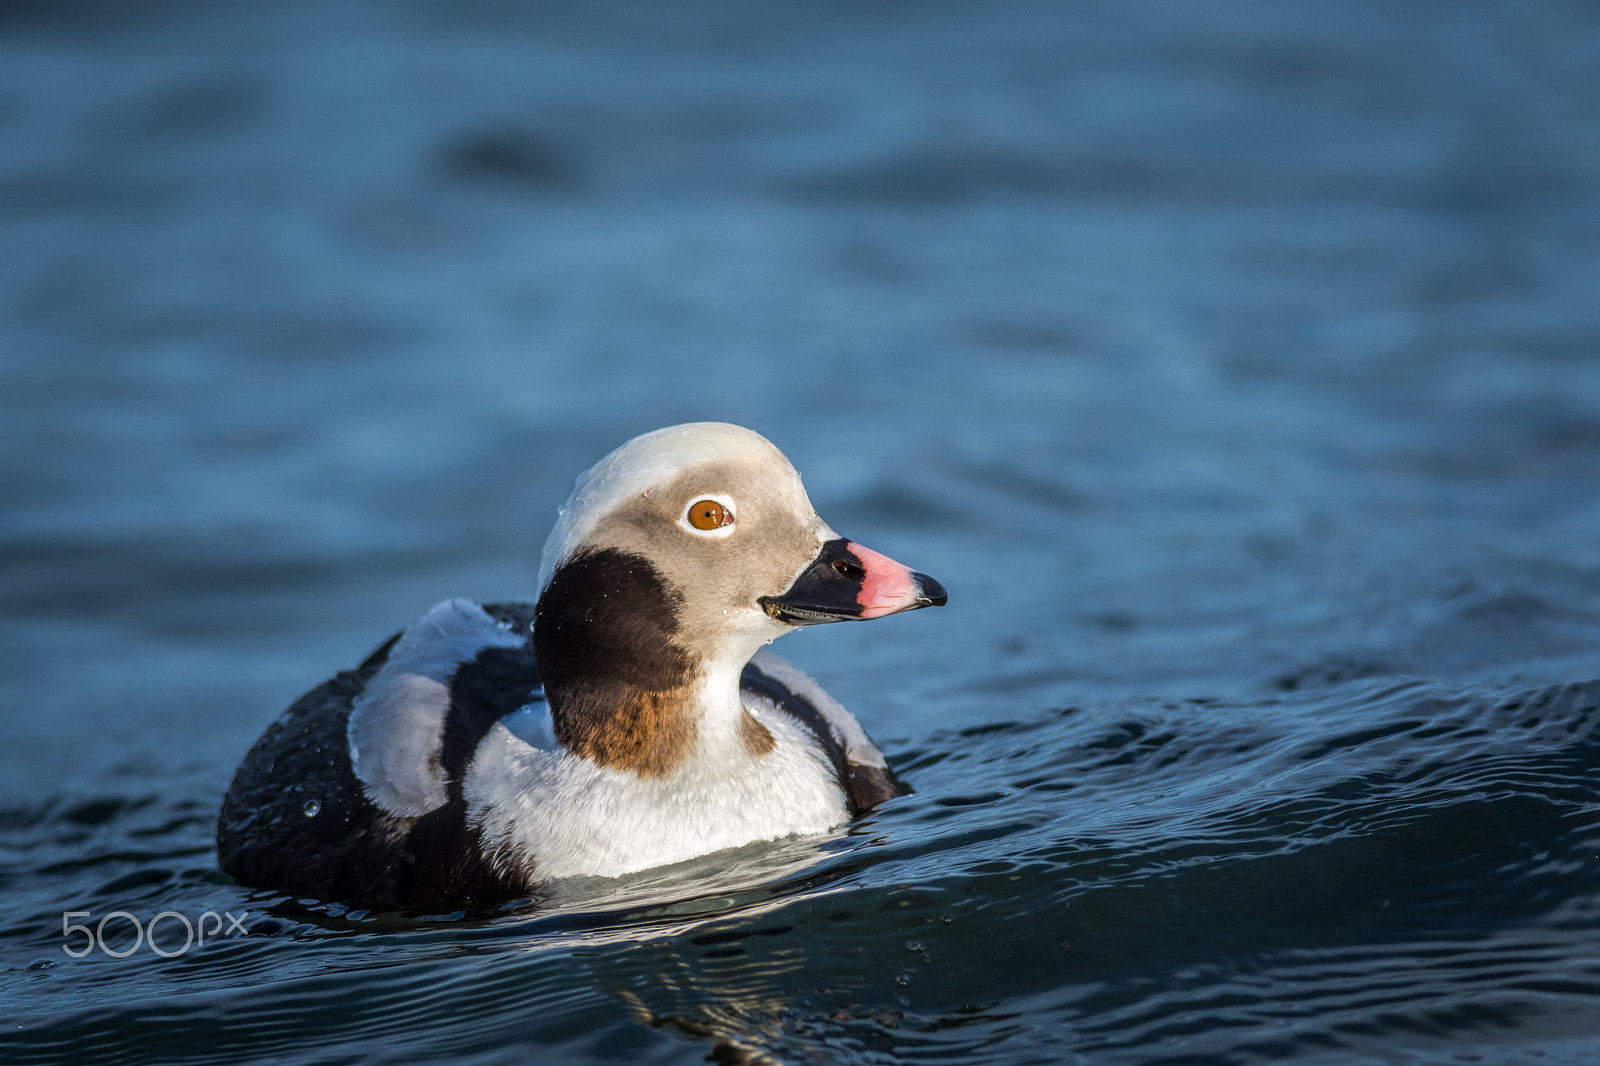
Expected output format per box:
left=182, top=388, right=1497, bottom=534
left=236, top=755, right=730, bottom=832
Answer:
left=6, top=1, right=1600, bottom=1062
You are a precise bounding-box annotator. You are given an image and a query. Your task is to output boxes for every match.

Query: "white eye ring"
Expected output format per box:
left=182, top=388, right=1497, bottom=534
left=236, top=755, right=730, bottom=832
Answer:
left=678, top=494, right=738, bottom=538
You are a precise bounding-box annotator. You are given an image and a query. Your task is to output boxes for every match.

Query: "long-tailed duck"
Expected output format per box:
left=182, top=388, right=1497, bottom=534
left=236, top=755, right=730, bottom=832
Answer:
left=216, top=423, right=946, bottom=906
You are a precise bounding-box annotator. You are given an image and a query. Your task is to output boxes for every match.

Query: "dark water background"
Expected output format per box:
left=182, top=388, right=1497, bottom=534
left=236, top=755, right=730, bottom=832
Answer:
left=6, top=1, right=1600, bottom=1062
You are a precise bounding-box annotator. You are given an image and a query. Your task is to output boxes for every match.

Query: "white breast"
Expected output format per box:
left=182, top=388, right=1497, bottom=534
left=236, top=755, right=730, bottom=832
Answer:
left=463, top=707, right=848, bottom=880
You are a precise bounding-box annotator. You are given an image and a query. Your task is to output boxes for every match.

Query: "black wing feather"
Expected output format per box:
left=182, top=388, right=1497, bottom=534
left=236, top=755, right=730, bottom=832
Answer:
left=216, top=602, right=540, bottom=907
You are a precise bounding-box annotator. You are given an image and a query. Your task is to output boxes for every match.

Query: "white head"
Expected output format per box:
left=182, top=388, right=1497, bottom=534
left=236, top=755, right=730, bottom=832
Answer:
left=531, top=422, right=945, bottom=776
left=537, top=422, right=838, bottom=662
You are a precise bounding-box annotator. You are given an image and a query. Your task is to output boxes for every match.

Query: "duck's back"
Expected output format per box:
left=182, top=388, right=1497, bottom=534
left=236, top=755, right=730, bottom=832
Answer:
left=217, top=647, right=416, bottom=904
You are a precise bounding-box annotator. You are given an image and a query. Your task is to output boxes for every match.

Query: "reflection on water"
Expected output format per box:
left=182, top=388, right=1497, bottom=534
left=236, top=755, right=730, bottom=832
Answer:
left=6, top=0, right=1600, bottom=1063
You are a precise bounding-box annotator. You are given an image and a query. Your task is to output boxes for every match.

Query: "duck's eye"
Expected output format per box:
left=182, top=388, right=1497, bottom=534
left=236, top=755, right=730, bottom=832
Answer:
left=686, top=498, right=733, bottom=531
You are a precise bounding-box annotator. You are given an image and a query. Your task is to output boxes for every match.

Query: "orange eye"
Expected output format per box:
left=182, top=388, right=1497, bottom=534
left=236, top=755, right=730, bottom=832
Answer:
left=687, top=499, right=733, bottom=530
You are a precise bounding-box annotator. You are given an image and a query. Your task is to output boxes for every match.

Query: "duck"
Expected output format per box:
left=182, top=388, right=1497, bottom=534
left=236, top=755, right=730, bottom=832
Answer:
left=216, top=422, right=947, bottom=906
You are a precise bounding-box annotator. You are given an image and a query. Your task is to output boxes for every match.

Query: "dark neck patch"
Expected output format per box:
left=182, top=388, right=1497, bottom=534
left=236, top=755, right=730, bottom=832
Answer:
left=738, top=708, right=776, bottom=756
left=739, top=658, right=909, bottom=816
left=534, top=548, right=697, bottom=777
left=740, top=661, right=849, bottom=780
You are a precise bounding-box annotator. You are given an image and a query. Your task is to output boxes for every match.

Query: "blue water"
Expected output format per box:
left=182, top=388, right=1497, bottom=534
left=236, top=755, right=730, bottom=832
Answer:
left=6, top=1, right=1600, bottom=1062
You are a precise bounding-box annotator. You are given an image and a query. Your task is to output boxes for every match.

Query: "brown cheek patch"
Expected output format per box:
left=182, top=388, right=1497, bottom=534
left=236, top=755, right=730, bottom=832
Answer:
left=536, top=548, right=699, bottom=778
left=562, top=688, right=696, bottom=778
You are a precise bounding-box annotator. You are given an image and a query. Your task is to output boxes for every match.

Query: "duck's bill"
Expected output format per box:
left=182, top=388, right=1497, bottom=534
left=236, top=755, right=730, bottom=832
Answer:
left=758, top=538, right=947, bottom=626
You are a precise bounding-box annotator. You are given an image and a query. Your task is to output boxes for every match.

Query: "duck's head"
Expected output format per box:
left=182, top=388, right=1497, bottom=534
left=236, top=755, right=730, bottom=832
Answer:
left=535, top=422, right=945, bottom=675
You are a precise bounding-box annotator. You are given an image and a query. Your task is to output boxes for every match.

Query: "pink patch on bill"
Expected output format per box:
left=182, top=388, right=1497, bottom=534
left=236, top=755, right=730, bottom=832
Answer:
left=848, top=541, right=923, bottom=619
